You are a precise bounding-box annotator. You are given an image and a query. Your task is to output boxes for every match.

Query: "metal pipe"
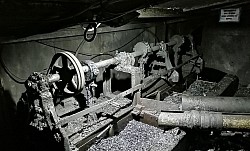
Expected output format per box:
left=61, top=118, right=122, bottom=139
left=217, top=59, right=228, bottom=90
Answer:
left=182, top=96, right=250, bottom=113
left=90, top=58, right=117, bottom=70
left=223, top=114, right=250, bottom=129
left=89, top=44, right=161, bottom=70
left=158, top=110, right=223, bottom=129
left=158, top=110, right=250, bottom=130
left=85, top=44, right=160, bottom=70
left=131, top=45, right=161, bottom=57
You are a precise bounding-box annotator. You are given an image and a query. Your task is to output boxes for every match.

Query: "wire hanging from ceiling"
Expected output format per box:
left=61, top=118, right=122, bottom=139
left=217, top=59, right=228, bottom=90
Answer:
left=0, top=53, right=26, bottom=84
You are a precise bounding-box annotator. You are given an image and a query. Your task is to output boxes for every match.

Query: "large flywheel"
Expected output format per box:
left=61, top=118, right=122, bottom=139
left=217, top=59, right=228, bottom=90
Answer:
left=47, top=51, right=85, bottom=95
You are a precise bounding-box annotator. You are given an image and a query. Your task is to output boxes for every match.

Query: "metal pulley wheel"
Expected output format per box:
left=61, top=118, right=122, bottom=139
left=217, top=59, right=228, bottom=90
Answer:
left=47, top=51, right=85, bottom=95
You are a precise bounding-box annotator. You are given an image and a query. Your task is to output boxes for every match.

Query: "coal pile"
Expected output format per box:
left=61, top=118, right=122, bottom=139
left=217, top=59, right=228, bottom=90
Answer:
left=96, top=97, right=132, bottom=116
left=88, top=120, right=185, bottom=151
left=235, top=86, right=250, bottom=97
left=185, top=80, right=216, bottom=96
left=163, top=92, right=182, bottom=105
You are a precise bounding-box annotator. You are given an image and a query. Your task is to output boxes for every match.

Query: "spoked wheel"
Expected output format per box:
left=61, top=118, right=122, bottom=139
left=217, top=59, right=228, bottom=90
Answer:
left=47, top=52, right=85, bottom=95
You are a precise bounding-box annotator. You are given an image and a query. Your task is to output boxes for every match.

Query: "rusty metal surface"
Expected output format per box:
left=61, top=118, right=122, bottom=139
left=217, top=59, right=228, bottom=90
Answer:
left=223, top=115, right=250, bottom=130
left=158, top=110, right=223, bottom=129
left=24, top=72, right=58, bottom=131
left=140, top=110, right=159, bottom=127
left=158, top=110, right=250, bottom=130
left=182, top=96, right=250, bottom=113
left=16, top=38, right=206, bottom=150
left=47, top=51, right=85, bottom=94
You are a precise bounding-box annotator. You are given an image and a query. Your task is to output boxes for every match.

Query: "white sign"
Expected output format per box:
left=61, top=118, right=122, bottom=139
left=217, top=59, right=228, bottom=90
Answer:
left=219, top=8, right=240, bottom=22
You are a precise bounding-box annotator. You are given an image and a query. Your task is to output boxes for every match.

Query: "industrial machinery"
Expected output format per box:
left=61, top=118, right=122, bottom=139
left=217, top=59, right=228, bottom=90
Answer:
left=17, top=35, right=203, bottom=151
left=17, top=34, right=250, bottom=151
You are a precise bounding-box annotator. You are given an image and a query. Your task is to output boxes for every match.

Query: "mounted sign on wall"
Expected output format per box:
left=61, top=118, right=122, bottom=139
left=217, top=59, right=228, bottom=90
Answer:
left=219, top=8, right=241, bottom=22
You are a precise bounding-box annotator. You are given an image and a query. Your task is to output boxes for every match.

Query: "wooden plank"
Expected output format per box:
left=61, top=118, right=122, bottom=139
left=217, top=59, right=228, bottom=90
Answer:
left=57, top=84, right=142, bottom=126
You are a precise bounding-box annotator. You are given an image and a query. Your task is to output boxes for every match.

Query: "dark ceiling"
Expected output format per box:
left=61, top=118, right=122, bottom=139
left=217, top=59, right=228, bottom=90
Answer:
left=0, top=0, right=249, bottom=40
left=0, top=0, right=170, bottom=38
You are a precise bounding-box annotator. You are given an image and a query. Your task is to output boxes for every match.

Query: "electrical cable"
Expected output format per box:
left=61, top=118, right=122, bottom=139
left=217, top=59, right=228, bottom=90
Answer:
left=0, top=27, right=155, bottom=85
left=75, top=39, right=86, bottom=57
left=97, top=8, right=138, bottom=23
left=43, top=1, right=139, bottom=24
left=30, top=1, right=102, bottom=23
left=81, top=28, right=146, bottom=59
left=0, top=53, right=25, bottom=84
left=104, top=29, right=146, bottom=53
left=36, top=41, right=94, bottom=56
left=189, top=56, right=200, bottom=75
left=36, top=40, right=114, bottom=57
left=53, top=41, right=57, bottom=54
left=90, top=53, right=114, bottom=60
left=145, top=28, right=160, bottom=43
left=36, top=27, right=154, bottom=67
left=100, top=0, right=137, bottom=16
left=15, top=0, right=132, bottom=24
left=37, top=28, right=147, bottom=57
left=93, top=0, right=154, bottom=24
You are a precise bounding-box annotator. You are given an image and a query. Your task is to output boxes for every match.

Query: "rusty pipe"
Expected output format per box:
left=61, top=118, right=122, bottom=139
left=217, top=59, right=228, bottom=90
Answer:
left=223, top=114, right=250, bottom=129
left=158, top=110, right=250, bottom=130
left=182, top=95, right=250, bottom=113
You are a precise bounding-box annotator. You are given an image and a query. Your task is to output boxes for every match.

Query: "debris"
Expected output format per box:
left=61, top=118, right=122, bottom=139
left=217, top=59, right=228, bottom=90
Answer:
left=185, top=80, right=216, bottom=96
left=88, top=120, right=185, bottom=151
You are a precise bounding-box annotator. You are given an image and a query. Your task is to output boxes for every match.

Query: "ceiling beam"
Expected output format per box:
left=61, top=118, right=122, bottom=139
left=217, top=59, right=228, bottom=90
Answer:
left=137, top=7, right=183, bottom=18
left=183, top=0, right=249, bottom=12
